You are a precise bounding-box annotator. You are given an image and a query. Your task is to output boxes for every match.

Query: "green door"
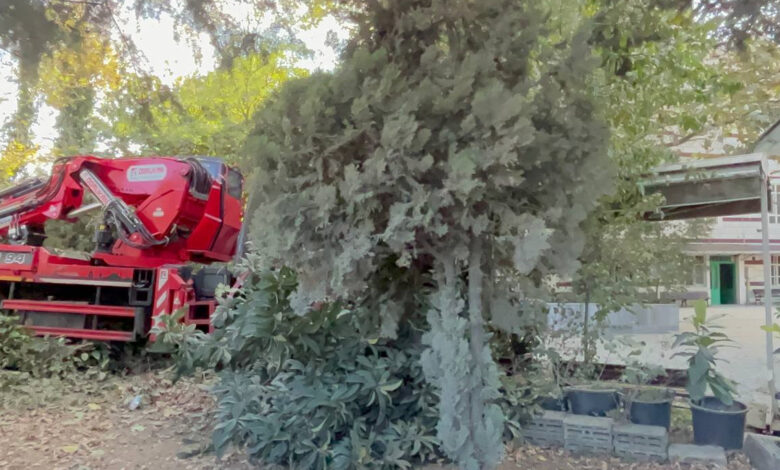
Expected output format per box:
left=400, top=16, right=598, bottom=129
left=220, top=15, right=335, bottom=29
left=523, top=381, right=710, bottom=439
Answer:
left=709, top=258, right=737, bottom=305
left=719, top=262, right=736, bottom=304
left=710, top=261, right=721, bottom=305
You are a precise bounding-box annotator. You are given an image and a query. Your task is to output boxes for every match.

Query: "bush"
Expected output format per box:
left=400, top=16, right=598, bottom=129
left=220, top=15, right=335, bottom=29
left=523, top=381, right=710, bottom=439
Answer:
left=157, top=261, right=443, bottom=469
left=0, top=314, right=109, bottom=378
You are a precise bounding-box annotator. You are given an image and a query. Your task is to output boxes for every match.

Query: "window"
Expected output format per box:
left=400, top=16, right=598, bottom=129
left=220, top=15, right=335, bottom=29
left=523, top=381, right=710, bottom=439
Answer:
left=198, top=158, right=224, bottom=180
left=771, top=184, right=780, bottom=224
left=772, top=255, right=780, bottom=286
left=227, top=168, right=243, bottom=199
left=691, top=256, right=706, bottom=285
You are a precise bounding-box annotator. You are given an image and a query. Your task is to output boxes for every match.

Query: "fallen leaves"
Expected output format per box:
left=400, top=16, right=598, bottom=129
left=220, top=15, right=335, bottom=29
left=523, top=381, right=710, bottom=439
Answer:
left=5, top=366, right=756, bottom=470
left=0, top=368, right=247, bottom=469
left=60, top=444, right=79, bottom=454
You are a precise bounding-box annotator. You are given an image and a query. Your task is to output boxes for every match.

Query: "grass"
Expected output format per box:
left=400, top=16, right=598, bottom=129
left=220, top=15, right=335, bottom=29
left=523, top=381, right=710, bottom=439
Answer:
left=669, top=404, right=693, bottom=443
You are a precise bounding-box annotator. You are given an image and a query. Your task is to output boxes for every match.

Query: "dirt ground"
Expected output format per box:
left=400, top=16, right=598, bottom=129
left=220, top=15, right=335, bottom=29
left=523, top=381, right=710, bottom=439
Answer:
left=0, top=368, right=756, bottom=469
left=0, top=368, right=250, bottom=470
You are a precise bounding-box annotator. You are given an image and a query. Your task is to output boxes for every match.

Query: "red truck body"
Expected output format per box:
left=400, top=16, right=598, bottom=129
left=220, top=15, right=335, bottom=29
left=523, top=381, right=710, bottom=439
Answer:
left=0, top=155, right=243, bottom=341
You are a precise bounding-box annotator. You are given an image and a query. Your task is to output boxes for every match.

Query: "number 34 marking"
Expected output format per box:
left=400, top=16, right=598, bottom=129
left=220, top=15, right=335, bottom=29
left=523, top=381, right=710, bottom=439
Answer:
left=2, top=253, right=27, bottom=264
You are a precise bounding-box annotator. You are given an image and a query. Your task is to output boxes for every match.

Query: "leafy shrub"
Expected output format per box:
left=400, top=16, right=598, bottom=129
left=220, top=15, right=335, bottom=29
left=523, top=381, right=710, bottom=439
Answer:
left=673, top=300, right=736, bottom=405
left=0, top=314, right=36, bottom=372
left=157, top=262, right=442, bottom=469
left=1, top=314, right=107, bottom=375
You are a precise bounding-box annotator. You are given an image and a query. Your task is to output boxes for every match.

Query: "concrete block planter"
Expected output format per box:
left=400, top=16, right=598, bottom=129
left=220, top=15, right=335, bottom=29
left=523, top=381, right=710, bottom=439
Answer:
left=563, top=415, right=613, bottom=454
left=522, top=411, right=566, bottom=447
left=612, top=423, right=668, bottom=461
left=743, top=433, right=780, bottom=470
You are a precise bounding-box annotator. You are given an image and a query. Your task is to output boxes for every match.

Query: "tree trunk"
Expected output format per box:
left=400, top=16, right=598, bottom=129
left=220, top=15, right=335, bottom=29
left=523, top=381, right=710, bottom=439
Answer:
left=468, top=236, right=485, bottom=444
left=583, top=286, right=591, bottom=364
left=422, top=246, right=502, bottom=470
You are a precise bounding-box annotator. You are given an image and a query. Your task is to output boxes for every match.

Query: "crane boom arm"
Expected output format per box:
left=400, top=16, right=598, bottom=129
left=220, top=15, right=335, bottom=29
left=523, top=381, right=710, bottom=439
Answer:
left=0, top=155, right=243, bottom=267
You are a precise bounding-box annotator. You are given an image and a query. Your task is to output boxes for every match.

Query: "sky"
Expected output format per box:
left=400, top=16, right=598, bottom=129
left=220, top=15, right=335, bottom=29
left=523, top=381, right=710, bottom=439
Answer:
left=0, top=4, right=347, bottom=156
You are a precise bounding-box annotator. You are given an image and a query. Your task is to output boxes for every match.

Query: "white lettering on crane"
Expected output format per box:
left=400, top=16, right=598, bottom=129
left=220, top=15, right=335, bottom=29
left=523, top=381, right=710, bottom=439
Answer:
left=127, top=164, right=167, bottom=182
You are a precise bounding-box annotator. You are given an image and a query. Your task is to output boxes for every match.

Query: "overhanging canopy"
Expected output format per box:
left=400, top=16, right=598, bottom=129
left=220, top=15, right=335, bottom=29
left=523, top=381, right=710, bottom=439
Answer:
left=638, top=153, right=770, bottom=221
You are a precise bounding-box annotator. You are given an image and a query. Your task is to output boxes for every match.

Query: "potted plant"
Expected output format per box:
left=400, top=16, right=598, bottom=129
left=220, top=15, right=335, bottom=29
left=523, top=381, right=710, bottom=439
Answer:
left=673, top=300, right=747, bottom=450
left=534, top=343, right=618, bottom=414
left=548, top=306, right=620, bottom=416
left=564, top=361, right=620, bottom=416
left=538, top=385, right=568, bottom=411
left=532, top=347, right=568, bottom=411
left=565, top=382, right=621, bottom=416
left=619, top=361, right=674, bottom=428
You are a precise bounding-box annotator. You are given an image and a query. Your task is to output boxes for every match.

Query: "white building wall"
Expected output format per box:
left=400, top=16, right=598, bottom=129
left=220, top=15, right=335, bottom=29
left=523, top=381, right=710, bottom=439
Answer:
left=671, top=133, right=780, bottom=305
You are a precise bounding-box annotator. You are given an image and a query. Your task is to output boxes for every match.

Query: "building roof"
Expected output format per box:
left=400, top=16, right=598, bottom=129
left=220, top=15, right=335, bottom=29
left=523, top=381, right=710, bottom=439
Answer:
left=639, top=153, right=768, bottom=220
left=686, top=242, right=780, bottom=254
left=755, top=118, right=780, bottom=156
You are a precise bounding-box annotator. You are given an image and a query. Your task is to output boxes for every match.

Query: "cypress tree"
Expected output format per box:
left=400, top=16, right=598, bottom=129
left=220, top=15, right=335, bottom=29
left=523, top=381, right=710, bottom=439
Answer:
left=246, top=1, right=613, bottom=467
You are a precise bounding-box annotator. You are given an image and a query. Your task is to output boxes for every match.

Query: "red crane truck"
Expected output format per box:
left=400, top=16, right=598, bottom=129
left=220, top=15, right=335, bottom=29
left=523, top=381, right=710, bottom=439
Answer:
left=0, top=155, right=243, bottom=342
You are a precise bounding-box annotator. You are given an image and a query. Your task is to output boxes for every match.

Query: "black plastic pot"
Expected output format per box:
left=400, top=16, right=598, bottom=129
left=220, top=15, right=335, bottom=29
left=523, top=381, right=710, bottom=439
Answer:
left=690, top=396, right=748, bottom=450
left=626, top=390, right=674, bottom=429
left=566, top=387, right=620, bottom=416
left=539, top=396, right=568, bottom=411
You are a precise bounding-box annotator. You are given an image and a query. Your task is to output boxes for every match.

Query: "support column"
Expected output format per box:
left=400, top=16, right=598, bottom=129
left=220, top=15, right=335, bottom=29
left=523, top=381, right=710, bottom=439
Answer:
left=760, top=170, right=777, bottom=426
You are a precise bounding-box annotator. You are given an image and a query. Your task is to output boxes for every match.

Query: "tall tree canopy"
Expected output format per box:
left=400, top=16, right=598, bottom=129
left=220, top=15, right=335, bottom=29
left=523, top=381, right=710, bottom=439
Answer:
left=693, top=0, right=780, bottom=46
left=565, top=0, right=777, bottom=339
left=1, top=0, right=777, bottom=182
left=246, top=1, right=612, bottom=467
left=571, top=0, right=721, bottom=320
left=99, top=51, right=306, bottom=162
left=0, top=0, right=331, bottom=179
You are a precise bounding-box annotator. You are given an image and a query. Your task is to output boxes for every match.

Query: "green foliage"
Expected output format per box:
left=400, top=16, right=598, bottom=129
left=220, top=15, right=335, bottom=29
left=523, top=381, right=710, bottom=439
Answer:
left=491, top=337, right=565, bottom=440
left=496, top=372, right=547, bottom=442
left=576, top=206, right=709, bottom=317
left=711, top=40, right=780, bottom=144
left=156, top=257, right=441, bottom=469
left=246, top=1, right=612, bottom=467
left=0, top=0, right=327, bottom=138
left=132, top=0, right=335, bottom=68
left=43, top=218, right=97, bottom=252
left=572, top=0, right=720, bottom=331
left=247, top=12, right=610, bottom=309
left=673, top=300, right=737, bottom=405
left=690, top=0, right=780, bottom=46
left=0, top=314, right=110, bottom=379
left=619, top=358, right=670, bottom=405
left=100, top=52, right=306, bottom=163
left=420, top=256, right=503, bottom=469
left=760, top=307, right=780, bottom=344
left=0, top=0, right=73, bottom=162
left=620, top=360, right=667, bottom=388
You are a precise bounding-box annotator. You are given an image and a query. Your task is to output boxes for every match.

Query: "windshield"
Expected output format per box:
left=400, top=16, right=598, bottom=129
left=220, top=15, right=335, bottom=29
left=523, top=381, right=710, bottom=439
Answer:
left=195, top=157, right=224, bottom=180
